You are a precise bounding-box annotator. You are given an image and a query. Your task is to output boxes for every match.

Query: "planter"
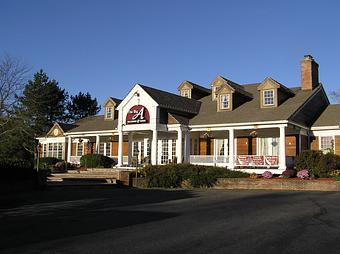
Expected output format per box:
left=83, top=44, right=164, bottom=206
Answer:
left=215, top=178, right=340, bottom=191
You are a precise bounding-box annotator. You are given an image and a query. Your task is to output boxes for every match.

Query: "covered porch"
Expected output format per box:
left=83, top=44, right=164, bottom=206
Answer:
left=189, top=123, right=308, bottom=173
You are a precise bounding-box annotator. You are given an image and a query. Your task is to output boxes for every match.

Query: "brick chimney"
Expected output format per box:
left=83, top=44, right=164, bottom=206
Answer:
left=301, top=55, right=319, bottom=91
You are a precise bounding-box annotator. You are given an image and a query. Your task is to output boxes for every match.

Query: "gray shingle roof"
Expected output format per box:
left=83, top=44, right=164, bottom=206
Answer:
left=139, top=84, right=201, bottom=114
left=189, top=84, right=320, bottom=125
left=185, top=80, right=211, bottom=95
left=312, top=104, right=340, bottom=127
left=67, top=115, right=117, bottom=133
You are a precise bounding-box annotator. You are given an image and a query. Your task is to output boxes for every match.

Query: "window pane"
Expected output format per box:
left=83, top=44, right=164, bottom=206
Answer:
left=77, top=143, right=83, bottom=156
left=172, top=139, right=176, bottom=161
left=220, top=94, right=229, bottom=109
left=58, top=143, right=63, bottom=159
left=48, top=144, right=53, bottom=157
left=161, top=140, right=169, bottom=164
left=105, top=142, right=111, bottom=156
left=320, top=136, right=333, bottom=153
left=99, top=143, right=105, bottom=155
left=263, top=90, right=274, bottom=105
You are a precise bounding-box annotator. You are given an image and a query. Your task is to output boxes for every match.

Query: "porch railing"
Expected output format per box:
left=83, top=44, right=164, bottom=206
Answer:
left=234, top=155, right=279, bottom=167
left=189, top=155, right=279, bottom=167
left=189, top=155, right=229, bottom=165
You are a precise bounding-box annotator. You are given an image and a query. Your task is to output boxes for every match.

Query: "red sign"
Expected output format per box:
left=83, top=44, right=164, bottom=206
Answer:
left=265, top=156, right=279, bottom=166
left=126, top=105, right=150, bottom=124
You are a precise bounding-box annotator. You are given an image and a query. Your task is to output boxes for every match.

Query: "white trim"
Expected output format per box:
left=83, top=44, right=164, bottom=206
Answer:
left=311, top=125, right=340, bottom=131
left=189, top=120, right=288, bottom=129
left=262, top=89, right=275, bottom=106
left=66, top=130, right=117, bottom=135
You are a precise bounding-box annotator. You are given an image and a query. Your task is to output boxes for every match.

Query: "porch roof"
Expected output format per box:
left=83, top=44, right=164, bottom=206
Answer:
left=66, top=115, right=117, bottom=133
left=312, top=104, right=340, bottom=127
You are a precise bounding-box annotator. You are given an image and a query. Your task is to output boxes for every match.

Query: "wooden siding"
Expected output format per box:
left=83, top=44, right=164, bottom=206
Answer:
left=336, top=136, right=340, bottom=156
left=311, top=136, right=319, bottom=151
left=236, top=137, right=256, bottom=155
left=285, top=136, right=297, bottom=157
left=71, top=143, right=76, bottom=156
left=199, top=138, right=214, bottom=155
left=111, top=141, right=128, bottom=156
left=237, top=138, right=248, bottom=155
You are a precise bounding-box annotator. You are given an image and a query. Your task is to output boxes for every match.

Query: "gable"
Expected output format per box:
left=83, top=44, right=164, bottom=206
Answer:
left=46, top=123, right=64, bottom=137
left=104, top=97, right=117, bottom=107
left=257, top=77, right=280, bottom=90
left=177, top=81, right=193, bottom=91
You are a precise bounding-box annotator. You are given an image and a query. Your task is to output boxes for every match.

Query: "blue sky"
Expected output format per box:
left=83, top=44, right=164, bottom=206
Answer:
left=1, top=0, right=340, bottom=107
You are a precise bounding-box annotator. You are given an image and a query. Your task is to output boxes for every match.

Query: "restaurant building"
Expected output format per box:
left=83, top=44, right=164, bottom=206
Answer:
left=37, top=55, right=340, bottom=173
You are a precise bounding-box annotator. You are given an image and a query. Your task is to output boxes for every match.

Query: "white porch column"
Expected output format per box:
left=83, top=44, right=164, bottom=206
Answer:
left=96, top=135, right=100, bottom=154
left=128, top=132, right=133, bottom=166
left=184, top=130, right=190, bottom=163
left=67, top=136, right=71, bottom=163
left=117, top=131, right=123, bottom=166
left=228, top=128, right=235, bottom=170
left=176, top=127, right=183, bottom=164
left=151, top=129, right=158, bottom=165
left=279, top=126, right=286, bottom=170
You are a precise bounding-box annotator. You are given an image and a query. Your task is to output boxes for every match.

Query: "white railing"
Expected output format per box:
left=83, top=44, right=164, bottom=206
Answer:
left=234, top=155, right=279, bottom=167
left=189, top=155, right=279, bottom=168
left=189, top=155, right=229, bottom=165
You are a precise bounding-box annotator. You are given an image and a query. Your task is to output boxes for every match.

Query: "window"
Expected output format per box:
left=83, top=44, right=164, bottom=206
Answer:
left=263, top=90, right=274, bottom=106
left=219, top=94, right=230, bottom=110
left=257, top=137, right=279, bottom=156
left=43, top=144, right=47, bottom=157
left=106, top=107, right=113, bottom=119
left=161, top=140, right=169, bottom=164
left=146, top=139, right=151, bottom=157
left=99, top=143, right=105, bottom=155
left=43, top=143, right=63, bottom=159
left=77, top=143, right=83, bottom=156
left=105, top=142, right=111, bottom=156
left=48, top=143, right=53, bottom=157
left=320, top=136, right=334, bottom=153
left=172, top=139, right=176, bottom=161
left=57, top=143, right=63, bottom=159
left=181, top=89, right=190, bottom=98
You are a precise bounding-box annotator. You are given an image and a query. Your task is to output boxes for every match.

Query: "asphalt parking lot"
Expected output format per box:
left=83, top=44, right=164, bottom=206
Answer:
left=1, top=187, right=340, bottom=254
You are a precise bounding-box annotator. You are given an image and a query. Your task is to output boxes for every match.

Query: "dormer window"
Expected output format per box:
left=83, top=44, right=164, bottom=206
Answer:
left=219, top=94, right=230, bottom=110
left=106, top=107, right=113, bottom=119
left=263, top=89, right=274, bottom=106
left=181, top=89, right=191, bottom=98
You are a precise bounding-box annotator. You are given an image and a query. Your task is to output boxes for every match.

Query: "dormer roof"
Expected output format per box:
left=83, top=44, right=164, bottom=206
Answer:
left=257, top=77, right=295, bottom=96
left=104, top=97, right=122, bottom=107
left=211, top=75, right=253, bottom=99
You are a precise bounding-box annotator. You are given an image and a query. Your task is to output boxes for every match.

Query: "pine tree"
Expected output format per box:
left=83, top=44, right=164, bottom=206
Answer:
left=66, top=92, right=100, bottom=122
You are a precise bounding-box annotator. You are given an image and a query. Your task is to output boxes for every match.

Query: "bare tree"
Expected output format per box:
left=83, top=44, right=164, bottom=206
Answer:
left=0, top=54, right=29, bottom=118
left=0, top=55, right=29, bottom=137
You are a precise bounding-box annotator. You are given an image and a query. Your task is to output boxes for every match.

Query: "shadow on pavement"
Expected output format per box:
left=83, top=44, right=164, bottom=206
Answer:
left=0, top=188, right=195, bottom=250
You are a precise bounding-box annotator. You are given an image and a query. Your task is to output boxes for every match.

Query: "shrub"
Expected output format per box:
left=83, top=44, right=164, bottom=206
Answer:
left=297, top=169, right=309, bottom=179
left=0, top=158, right=36, bottom=180
left=52, top=161, right=67, bottom=173
left=295, top=150, right=323, bottom=177
left=141, top=164, right=249, bottom=188
left=281, top=169, right=296, bottom=178
left=262, top=171, right=273, bottom=179
left=295, top=150, right=340, bottom=177
left=80, top=154, right=116, bottom=168
left=37, top=157, right=62, bottom=170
